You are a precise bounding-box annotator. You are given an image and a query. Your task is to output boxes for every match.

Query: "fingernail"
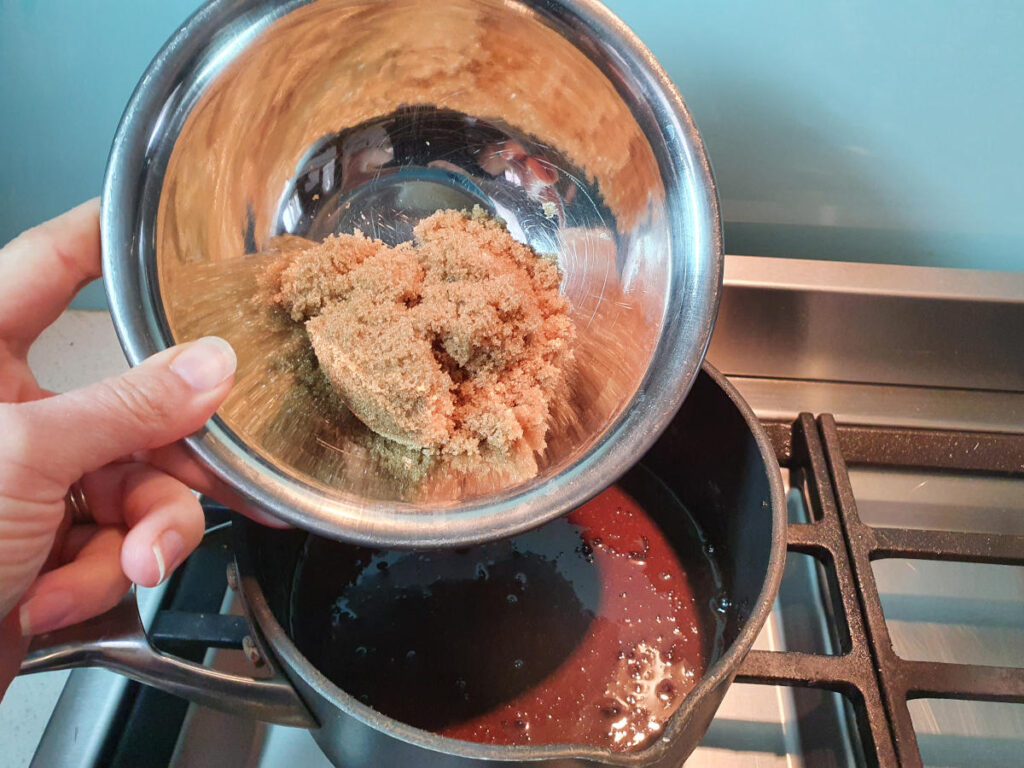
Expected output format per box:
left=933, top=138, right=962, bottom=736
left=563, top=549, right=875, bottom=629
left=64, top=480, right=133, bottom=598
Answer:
left=170, top=337, right=236, bottom=391
left=19, top=590, right=76, bottom=636
left=153, top=529, right=186, bottom=584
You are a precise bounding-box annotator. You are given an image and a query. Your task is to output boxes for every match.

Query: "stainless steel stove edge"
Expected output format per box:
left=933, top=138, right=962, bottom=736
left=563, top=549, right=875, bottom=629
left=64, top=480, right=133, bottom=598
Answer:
left=709, top=254, right=1024, bottom=397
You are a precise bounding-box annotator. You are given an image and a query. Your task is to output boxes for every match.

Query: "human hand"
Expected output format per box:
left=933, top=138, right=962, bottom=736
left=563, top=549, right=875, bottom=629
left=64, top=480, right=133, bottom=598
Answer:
left=0, top=200, right=245, bottom=693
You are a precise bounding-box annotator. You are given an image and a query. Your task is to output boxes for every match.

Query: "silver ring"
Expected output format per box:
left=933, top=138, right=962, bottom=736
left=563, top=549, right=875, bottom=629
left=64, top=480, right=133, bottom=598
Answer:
left=65, top=482, right=91, bottom=524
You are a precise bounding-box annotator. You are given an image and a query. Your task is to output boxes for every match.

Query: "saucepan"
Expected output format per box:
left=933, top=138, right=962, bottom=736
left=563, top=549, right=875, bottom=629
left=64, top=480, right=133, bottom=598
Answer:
left=22, top=364, right=785, bottom=767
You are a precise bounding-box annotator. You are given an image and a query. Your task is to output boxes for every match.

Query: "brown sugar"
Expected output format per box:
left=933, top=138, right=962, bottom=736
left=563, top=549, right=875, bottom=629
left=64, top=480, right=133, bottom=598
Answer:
left=259, top=208, right=575, bottom=458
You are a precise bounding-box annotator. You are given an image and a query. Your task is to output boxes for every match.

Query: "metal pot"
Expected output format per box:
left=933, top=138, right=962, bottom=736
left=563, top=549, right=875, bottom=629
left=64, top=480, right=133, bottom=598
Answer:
left=21, top=365, right=786, bottom=767
left=101, top=0, right=723, bottom=546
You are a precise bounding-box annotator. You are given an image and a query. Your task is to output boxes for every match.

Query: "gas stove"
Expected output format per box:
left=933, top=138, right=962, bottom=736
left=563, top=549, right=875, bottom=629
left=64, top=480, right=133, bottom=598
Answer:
left=8, top=255, right=1024, bottom=767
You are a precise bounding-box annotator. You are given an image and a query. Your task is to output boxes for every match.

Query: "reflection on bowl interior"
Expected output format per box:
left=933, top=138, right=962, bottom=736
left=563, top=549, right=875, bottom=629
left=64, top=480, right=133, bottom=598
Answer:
left=155, top=0, right=672, bottom=507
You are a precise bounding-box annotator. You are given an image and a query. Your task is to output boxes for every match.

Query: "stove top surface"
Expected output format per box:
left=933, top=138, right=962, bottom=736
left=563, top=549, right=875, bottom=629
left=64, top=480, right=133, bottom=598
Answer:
left=10, top=256, right=1024, bottom=767
left=35, top=414, right=1016, bottom=768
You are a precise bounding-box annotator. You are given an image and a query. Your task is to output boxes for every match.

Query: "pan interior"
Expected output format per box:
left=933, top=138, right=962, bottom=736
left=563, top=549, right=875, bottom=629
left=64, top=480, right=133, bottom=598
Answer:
left=278, top=463, right=726, bottom=751
left=240, top=368, right=781, bottom=757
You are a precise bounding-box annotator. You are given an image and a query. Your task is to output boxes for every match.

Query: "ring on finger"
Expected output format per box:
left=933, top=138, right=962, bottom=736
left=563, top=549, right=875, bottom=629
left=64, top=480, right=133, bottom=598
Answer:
left=65, top=481, right=91, bottom=524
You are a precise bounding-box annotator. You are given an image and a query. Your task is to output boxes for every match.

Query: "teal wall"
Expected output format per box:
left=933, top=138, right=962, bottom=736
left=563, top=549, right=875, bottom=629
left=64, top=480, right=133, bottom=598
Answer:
left=2, top=1, right=1022, bottom=310
left=1, top=0, right=203, bottom=308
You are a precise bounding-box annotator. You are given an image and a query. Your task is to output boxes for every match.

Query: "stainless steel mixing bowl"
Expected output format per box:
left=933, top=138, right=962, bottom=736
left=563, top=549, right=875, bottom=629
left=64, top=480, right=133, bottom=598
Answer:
left=102, top=0, right=722, bottom=546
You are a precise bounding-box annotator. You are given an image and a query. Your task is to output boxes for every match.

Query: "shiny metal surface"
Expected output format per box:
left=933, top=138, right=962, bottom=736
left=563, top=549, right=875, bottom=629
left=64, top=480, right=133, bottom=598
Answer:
left=22, top=582, right=167, bottom=768
left=726, top=377, right=1024, bottom=434
left=708, top=255, right=1024, bottom=393
left=102, top=0, right=722, bottom=546
left=707, top=254, right=1024, bottom=433
left=19, top=592, right=315, bottom=729
left=852, top=467, right=1024, bottom=673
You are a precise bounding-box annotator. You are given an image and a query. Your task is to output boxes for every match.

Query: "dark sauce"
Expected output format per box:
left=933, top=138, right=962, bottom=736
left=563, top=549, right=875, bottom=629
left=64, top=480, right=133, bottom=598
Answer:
left=289, top=466, right=725, bottom=752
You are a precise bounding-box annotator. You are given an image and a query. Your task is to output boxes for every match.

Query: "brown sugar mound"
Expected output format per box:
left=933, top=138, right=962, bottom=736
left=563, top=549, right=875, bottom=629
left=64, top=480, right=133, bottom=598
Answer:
left=259, top=208, right=575, bottom=457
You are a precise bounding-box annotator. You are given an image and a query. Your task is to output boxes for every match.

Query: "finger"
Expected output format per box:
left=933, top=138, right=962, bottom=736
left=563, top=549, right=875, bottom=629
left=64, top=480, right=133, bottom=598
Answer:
left=79, top=456, right=283, bottom=534
left=77, top=462, right=160, bottom=527
left=0, top=199, right=101, bottom=353
left=0, top=609, right=29, bottom=698
left=74, top=463, right=205, bottom=586
left=119, top=467, right=204, bottom=587
left=0, top=347, right=46, bottom=403
left=59, top=523, right=99, bottom=563
left=11, top=336, right=236, bottom=490
left=18, top=526, right=129, bottom=636
left=141, top=443, right=291, bottom=529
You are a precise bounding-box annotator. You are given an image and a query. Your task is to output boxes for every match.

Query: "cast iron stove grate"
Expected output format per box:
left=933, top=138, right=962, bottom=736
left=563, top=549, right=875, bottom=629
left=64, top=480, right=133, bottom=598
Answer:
left=745, top=413, right=1024, bottom=767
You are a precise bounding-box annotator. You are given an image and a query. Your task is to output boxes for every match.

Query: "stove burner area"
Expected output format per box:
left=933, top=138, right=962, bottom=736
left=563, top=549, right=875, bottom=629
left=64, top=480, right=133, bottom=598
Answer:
left=24, top=411, right=1024, bottom=768
left=740, top=415, right=1024, bottom=768
left=288, top=472, right=724, bottom=752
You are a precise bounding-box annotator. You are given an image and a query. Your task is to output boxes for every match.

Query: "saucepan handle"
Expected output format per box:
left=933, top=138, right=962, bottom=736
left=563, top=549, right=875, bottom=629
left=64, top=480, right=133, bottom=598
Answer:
left=18, top=587, right=316, bottom=728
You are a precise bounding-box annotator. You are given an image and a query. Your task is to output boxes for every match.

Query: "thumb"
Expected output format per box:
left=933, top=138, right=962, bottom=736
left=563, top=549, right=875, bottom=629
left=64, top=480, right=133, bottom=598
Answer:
left=16, top=337, right=236, bottom=486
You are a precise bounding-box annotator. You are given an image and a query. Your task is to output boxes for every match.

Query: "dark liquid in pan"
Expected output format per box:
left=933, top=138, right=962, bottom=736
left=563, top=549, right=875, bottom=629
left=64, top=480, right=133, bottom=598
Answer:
left=289, top=466, right=726, bottom=752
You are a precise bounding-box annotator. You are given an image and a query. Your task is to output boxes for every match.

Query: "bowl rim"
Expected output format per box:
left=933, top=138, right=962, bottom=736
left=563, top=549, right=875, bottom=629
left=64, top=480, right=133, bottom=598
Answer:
left=101, top=0, right=724, bottom=547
